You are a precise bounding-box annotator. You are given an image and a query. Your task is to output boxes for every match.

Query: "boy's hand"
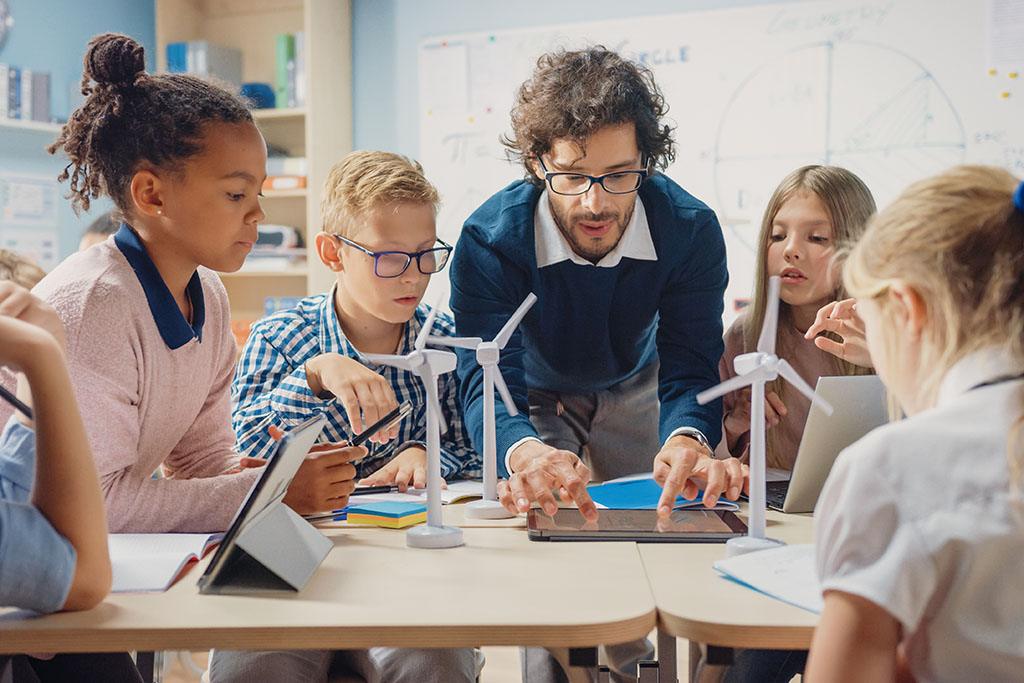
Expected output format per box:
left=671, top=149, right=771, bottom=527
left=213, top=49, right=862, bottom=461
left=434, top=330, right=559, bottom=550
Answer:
left=305, top=353, right=399, bottom=444
left=0, top=282, right=67, bottom=355
left=653, top=435, right=748, bottom=515
left=359, top=445, right=444, bottom=492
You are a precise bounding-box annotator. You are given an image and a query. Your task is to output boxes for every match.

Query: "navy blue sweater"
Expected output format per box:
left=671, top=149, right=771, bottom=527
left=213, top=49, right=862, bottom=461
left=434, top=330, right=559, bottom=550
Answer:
left=450, top=175, right=727, bottom=477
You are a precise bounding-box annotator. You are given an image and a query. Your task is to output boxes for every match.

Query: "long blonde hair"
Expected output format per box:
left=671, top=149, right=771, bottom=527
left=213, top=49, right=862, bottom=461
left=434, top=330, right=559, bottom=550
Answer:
left=744, top=166, right=876, bottom=467
left=844, top=165, right=1024, bottom=492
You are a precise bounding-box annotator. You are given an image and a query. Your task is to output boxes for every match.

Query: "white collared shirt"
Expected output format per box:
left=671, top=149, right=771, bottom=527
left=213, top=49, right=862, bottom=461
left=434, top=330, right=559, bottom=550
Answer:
left=533, top=189, right=657, bottom=268
left=816, top=346, right=1024, bottom=682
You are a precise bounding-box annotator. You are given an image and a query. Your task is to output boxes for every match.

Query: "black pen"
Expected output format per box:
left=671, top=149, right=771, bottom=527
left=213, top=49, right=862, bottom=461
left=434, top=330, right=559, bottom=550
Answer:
left=0, top=384, right=32, bottom=420
left=350, top=485, right=402, bottom=496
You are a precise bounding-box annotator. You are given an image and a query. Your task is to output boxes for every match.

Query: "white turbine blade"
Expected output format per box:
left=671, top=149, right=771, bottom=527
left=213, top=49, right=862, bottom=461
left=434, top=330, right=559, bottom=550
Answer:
left=696, top=368, right=769, bottom=405
left=494, top=293, right=537, bottom=348
left=426, top=335, right=482, bottom=349
left=492, top=371, right=519, bottom=417
left=415, top=292, right=445, bottom=351
left=777, top=359, right=834, bottom=416
left=423, top=371, right=448, bottom=435
left=757, top=276, right=781, bottom=355
left=363, top=353, right=414, bottom=371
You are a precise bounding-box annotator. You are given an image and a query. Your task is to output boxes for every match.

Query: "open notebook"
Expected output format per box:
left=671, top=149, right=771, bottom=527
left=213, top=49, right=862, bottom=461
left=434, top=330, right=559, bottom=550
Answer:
left=712, top=543, right=823, bottom=613
left=110, top=533, right=223, bottom=593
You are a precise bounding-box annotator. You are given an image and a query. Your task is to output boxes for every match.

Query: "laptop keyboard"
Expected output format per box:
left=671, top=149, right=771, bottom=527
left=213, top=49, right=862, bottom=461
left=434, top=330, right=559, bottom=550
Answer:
left=765, top=480, right=790, bottom=510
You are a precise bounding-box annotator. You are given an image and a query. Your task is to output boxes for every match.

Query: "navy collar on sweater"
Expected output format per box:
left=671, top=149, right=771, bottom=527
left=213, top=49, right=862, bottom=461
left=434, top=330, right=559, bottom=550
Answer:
left=114, top=222, right=205, bottom=349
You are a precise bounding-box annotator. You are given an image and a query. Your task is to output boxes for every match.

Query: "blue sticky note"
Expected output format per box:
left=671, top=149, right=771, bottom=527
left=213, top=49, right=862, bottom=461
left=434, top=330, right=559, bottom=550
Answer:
left=347, top=501, right=427, bottom=518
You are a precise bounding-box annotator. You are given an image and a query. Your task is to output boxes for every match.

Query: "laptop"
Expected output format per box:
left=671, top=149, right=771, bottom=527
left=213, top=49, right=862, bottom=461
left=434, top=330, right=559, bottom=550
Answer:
left=766, top=375, right=888, bottom=513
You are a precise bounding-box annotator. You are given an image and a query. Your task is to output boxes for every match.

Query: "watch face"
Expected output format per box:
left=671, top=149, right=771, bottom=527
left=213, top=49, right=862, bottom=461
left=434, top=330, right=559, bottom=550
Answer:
left=0, top=0, right=11, bottom=53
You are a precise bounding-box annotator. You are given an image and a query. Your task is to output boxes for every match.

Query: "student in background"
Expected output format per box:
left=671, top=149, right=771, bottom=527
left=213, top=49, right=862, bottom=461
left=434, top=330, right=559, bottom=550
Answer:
left=214, top=151, right=483, bottom=683
left=39, top=32, right=361, bottom=534
left=78, top=210, right=120, bottom=251
left=0, top=249, right=48, bottom=428
left=718, top=166, right=875, bottom=470
left=232, top=151, right=482, bottom=489
left=0, top=283, right=142, bottom=683
left=807, top=166, right=1024, bottom=681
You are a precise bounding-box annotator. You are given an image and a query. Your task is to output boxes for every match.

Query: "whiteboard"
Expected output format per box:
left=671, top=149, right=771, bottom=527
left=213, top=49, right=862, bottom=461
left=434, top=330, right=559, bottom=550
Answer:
left=418, top=0, right=1024, bottom=322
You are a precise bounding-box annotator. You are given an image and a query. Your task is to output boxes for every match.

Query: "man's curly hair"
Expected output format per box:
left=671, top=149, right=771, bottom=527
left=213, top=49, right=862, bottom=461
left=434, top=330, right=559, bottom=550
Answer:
left=502, top=47, right=675, bottom=184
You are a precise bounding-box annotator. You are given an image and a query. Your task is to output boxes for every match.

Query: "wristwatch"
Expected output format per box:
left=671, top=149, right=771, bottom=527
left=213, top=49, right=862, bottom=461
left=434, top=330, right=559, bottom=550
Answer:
left=671, top=427, right=714, bottom=457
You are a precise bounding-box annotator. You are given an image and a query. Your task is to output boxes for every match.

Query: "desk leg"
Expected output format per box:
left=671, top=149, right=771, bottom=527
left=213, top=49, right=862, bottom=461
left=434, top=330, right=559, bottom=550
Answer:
left=656, top=629, right=677, bottom=683
left=135, top=651, right=155, bottom=683
left=567, top=647, right=598, bottom=683
left=688, top=641, right=701, bottom=683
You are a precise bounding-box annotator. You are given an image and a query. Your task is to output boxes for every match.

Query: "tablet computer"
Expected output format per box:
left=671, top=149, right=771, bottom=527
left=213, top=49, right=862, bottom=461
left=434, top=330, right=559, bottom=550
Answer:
left=198, top=414, right=328, bottom=594
left=527, top=508, right=747, bottom=543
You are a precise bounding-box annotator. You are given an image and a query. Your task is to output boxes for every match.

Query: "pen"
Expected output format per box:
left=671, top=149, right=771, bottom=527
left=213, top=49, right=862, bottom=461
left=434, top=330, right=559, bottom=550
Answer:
left=0, top=384, right=32, bottom=420
left=303, top=510, right=348, bottom=523
left=350, top=485, right=402, bottom=496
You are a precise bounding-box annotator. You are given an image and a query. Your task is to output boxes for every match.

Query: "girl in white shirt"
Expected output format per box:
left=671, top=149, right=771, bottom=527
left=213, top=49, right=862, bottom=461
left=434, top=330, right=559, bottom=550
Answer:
left=806, top=165, right=1024, bottom=682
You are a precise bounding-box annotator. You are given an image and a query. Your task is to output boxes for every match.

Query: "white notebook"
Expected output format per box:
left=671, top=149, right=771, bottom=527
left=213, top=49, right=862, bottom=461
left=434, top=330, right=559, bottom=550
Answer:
left=109, top=533, right=223, bottom=593
left=346, top=479, right=484, bottom=506
left=712, top=543, right=823, bottom=613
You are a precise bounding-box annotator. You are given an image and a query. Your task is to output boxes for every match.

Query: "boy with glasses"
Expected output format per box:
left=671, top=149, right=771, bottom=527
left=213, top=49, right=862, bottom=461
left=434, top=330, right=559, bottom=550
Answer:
left=217, top=151, right=482, bottom=682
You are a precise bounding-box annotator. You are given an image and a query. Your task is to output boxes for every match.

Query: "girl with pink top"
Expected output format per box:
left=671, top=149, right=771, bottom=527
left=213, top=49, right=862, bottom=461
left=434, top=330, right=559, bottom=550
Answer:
left=37, top=33, right=362, bottom=533
left=717, top=166, right=876, bottom=471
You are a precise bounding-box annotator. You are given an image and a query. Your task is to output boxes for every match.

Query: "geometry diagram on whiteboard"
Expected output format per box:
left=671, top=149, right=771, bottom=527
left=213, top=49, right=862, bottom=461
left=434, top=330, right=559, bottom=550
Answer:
left=713, top=40, right=966, bottom=249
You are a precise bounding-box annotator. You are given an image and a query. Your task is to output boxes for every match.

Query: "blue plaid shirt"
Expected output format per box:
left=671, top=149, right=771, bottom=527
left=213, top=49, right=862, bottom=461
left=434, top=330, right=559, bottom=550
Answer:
left=232, top=288, right=482, bottom=480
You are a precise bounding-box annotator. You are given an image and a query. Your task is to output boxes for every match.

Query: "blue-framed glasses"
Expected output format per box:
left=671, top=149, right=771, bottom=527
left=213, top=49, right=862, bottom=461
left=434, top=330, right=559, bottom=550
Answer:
left=538, top=157, right=648, bottom=196
left=332, top=235, right=453, bottom=278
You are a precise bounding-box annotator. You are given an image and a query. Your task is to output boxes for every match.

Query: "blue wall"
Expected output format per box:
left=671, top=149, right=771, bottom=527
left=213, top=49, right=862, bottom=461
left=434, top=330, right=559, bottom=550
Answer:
left=352, top=0, right=785, bottom=156
left=0, top=0, right=154, bottom=263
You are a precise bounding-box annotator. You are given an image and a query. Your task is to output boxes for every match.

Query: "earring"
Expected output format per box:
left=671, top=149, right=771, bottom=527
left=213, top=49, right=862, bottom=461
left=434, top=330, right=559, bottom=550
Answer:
left=156, top=209, right=163, bottom=215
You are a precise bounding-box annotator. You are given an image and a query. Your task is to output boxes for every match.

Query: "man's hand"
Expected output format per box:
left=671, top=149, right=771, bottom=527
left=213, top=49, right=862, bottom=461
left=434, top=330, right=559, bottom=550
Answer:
left=804, top=299, right=873, bottom=368
left=653, top=434, right=748, bottom=516
left=497, top=440, right=596, bottom=520
left=359, top=445, right=443, bottom=492
left=305, top=353, right=399, bottom=444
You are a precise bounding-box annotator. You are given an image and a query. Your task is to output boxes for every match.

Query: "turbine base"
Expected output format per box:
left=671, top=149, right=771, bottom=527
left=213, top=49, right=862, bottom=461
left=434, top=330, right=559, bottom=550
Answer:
left=725, top=535, right=786, bottom=557
left=464, top=499, right=515, bottom=519
left=406, top=524, right=464, bottom=548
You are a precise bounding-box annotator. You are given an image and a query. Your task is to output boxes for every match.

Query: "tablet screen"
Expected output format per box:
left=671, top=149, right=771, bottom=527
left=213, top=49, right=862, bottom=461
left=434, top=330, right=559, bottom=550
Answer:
left=527, top=508, right=747, bottom=542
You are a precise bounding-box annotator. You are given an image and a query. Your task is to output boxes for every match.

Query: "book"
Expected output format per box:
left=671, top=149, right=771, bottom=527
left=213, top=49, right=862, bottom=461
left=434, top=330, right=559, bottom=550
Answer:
left=275, top=33, right=295, bottom=109
left=263, top=175, right=306, bottom=191
left=294, top=30, right=306, bottom=107
left=585, top=473, right=740, bottom=511
left=166, top=42, right=187, bottom=73
left=712, top=543, right=823, bottom=613
left=30, top=71, right=50, bottom=123
left=109, top=533, right=224, bottom=593
left=344, top=479, right=484, bottom=506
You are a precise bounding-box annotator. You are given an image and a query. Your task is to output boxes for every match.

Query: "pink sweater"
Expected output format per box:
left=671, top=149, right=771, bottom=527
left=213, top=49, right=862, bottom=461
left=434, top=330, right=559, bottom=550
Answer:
left=33, top=240, right=259, bottom=533
left=717, top=313, right=836, bottom=470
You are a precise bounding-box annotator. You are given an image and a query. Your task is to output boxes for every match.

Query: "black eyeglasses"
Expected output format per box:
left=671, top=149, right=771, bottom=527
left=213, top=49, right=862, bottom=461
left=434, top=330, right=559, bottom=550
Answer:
left=538, top=157, right=647, bottom=196
left=332, top=235, right=453, bottom=278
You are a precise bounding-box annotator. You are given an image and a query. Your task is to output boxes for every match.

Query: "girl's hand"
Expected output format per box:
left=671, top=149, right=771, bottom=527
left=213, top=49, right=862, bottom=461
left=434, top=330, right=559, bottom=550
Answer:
left=723, top=387, right=787, bottom=449
left=805, top=299, right=873, bottom=368
left=359, top=446, right=445, bottom=493
left=0, top=282, right=67, bottom=357
left=304, top=353, right=400, bottom=444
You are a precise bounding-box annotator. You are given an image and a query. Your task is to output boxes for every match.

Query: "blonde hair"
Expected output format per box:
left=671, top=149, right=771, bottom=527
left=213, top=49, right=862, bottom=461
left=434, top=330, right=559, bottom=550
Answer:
left=844, top=165, right=1024, bottom=492
left=321, top=151, right=440, bottom=238
left=0, top=249, right=46, bottom=289
left=745, top=165, right=876, bottom=467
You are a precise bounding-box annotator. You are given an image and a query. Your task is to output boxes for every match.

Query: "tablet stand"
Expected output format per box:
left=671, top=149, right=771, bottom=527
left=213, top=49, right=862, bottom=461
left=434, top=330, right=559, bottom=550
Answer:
left=205, top=502, right=332, bottom=593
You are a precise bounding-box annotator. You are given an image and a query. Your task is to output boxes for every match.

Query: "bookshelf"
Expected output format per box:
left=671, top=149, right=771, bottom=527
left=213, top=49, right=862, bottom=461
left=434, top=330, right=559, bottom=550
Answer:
left=154, top=0, right=351, bottom=324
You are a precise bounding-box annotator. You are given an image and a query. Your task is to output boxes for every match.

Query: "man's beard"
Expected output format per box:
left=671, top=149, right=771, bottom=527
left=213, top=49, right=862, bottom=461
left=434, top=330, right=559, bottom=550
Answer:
left=549, top=198, right=634, bottom=264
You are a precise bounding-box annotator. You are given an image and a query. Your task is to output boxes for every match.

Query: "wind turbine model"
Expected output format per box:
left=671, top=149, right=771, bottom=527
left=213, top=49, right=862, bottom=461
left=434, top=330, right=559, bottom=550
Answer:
left=364, top=300, right=463, bottom=548
left=696, top=276, right=834, bottom=556
left=428, top=293, right=538, bottom=519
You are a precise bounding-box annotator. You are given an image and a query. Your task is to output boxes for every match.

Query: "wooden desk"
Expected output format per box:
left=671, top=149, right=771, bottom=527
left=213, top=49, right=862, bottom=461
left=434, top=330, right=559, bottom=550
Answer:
left=0, top=525, right=655, bottom=655
left=640, top=508, right=816, bottom=651
left=640, top=508, right=816, bottom=682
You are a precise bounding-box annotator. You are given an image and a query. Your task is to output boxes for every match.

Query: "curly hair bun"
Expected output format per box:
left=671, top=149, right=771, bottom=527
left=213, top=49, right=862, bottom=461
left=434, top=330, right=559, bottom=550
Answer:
left=84, top=33, right=146, bottom=88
